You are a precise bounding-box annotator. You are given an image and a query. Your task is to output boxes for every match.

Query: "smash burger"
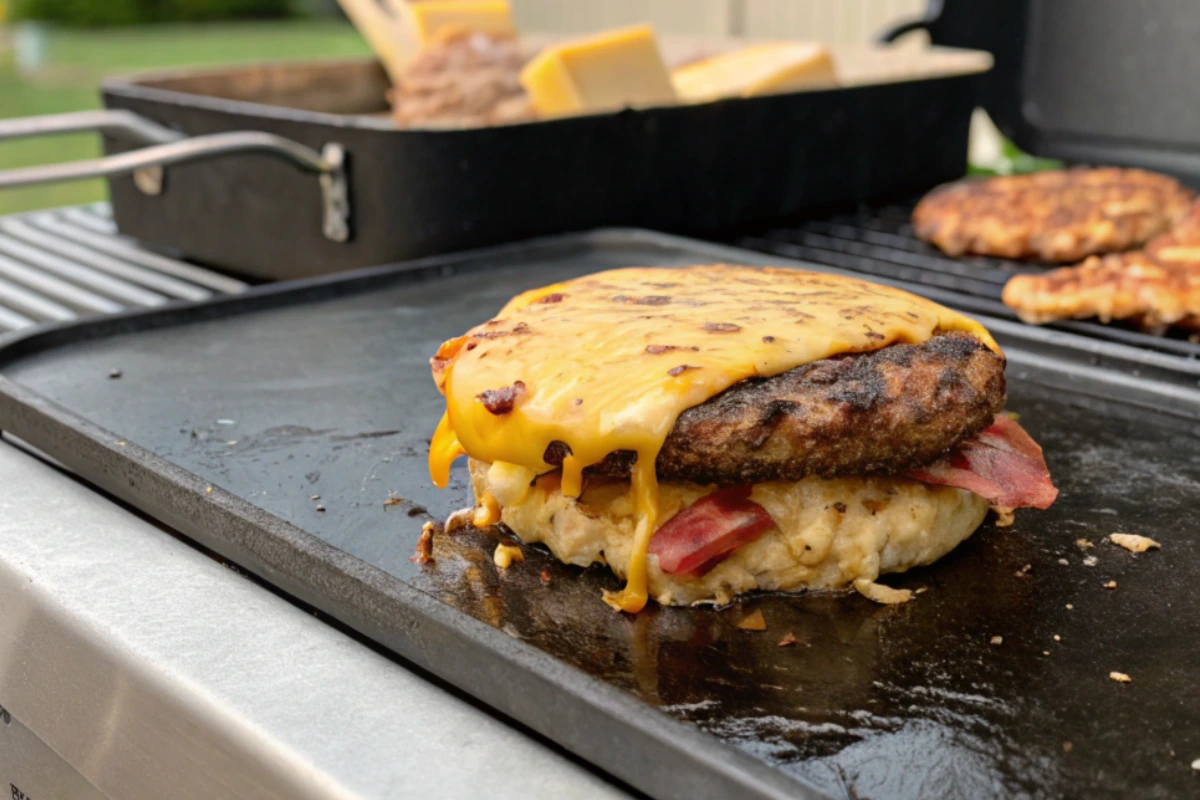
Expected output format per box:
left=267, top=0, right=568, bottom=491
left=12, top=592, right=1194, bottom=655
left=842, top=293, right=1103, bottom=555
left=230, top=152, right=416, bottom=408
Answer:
left=428, top=265, right=1056, bottom=612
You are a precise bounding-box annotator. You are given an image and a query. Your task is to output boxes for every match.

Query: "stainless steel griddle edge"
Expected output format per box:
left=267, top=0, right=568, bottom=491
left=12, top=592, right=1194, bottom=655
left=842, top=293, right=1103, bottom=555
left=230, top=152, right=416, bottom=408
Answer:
left=0, top=439, right=631, bottom=800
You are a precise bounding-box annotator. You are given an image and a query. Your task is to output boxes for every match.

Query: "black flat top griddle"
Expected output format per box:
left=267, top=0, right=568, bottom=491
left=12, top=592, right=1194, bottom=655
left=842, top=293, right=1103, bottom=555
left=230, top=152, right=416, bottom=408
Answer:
left=0, top=230, right=1198, bottom=800
left=737, top=202, right=1200, bottom=360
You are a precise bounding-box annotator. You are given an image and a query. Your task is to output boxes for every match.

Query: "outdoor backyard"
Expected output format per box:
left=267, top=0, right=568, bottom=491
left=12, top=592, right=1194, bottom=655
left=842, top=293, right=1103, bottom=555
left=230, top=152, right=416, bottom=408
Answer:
left=0, top=18, right=370, bottom=215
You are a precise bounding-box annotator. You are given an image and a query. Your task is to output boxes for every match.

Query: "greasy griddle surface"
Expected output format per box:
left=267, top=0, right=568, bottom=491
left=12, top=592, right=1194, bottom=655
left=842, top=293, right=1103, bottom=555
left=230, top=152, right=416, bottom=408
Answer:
left=3, top=242, right=1198, bottom=799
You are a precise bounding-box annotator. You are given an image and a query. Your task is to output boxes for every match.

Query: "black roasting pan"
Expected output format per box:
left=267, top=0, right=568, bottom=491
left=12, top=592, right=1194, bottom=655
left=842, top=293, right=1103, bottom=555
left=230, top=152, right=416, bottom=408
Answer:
left=0, top=40, right=989, bottom=281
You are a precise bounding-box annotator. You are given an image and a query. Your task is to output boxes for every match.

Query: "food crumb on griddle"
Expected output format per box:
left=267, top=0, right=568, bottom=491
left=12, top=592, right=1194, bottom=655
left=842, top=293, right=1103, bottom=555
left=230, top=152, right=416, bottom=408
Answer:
left=1043, top=650, right=1051, bottom=656
left=315, top=504, right=326, bottom=512
left=914, top=587, right=928, bottom=595
left=738, top=610, right=767, bottom=631
left=310, top=494, right=321, bottom=501
left=1191, top=758, right=1200, bottom=771
left=472, top=493, right=501, bottom=527
left=383, top=497, right=402, bottom=507
left=1063, top=742, right=1074, bottom=753
left=1110, top=671, right=1132, bottom=683
left=778, top=632, right=798, bottom=647
left=1066, top=603, right=1074, bottom=610
left=1110, top=533, right=1161, bottom=553
left=406, top=505, right=427, bottom=517
left=1075, top=538, right=1094, bottom=549
left=1054, top=634, right=1062, bottom=642
left=1083, top=556, right=1098, bottom=567
left=990, top=635, right=1003, bottom=645
left=1058, top=558, right=1070, bottom=566
left=410, top=522, right=435, bottom=565
left=1104, top=580, right=1118, bottom=589
left=1015, top=564, right=1032, bottom=577
left=205, top=486, right=213, bottom=495
left=853, top=578, right=913, bottom=605
left=445, top=507, right=473, bottom=533
left=539, top=568, right=551, bottom=584
left=108, top=369, right=122, bottom=380
left=493, top=542, right=524, bottom=569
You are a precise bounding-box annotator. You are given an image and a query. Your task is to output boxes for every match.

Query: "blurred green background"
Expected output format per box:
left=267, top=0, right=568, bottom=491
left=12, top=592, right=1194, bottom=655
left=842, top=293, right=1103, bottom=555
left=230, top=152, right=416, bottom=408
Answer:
left=0, top=3, right=366, bottom=215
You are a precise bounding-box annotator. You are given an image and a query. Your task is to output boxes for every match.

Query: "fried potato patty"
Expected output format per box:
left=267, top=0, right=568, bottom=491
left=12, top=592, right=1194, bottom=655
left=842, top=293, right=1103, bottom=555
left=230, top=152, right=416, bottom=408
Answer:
left=1003, top=200, right=1200, bottom=331
left=471, top=458, right=989, bottom=606
left=913, top=167, right=1195, bottom=263
left=544, top=332, right=1005, bottom=485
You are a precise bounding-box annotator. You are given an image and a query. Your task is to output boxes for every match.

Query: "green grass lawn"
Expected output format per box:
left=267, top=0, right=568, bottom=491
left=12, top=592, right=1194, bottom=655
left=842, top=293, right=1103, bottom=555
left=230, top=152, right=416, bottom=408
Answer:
left=0, top=20, right=370, bottom=215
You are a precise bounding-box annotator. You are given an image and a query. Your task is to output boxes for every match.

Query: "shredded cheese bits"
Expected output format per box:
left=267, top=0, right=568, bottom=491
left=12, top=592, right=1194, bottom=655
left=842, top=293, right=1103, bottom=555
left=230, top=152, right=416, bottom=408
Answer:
left=428, top=265, right=999, bottom=612
left=472, top=492, right=501, bottom=527
left=493, top=542, right=524, bottom=569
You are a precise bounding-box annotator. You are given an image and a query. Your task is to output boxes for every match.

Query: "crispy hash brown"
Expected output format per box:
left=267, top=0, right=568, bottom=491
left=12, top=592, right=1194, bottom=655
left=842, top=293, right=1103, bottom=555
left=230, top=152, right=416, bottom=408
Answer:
left=913, top=167, right=1195, bottom=263
left=472, top=457, right=990, bottom=607
left=1003, top=201, right=1200, bottom=331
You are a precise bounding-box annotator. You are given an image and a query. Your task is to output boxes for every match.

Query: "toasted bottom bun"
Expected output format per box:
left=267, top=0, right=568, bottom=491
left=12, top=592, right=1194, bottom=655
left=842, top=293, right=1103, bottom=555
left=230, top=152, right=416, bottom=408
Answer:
left=468, top=459, right=989, bottom=606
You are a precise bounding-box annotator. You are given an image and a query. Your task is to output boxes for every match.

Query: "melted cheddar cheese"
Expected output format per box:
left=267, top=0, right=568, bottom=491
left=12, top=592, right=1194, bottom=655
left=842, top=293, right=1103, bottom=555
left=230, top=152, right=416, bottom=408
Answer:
left=429, top=265, right=998, bottom=613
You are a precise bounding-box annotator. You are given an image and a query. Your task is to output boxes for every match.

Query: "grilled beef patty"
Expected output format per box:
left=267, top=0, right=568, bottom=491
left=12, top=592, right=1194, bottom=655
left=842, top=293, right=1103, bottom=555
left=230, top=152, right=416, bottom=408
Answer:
left=912, top=167, right=1195, bottom=263
left=543, top=332, right=1005, bottom=485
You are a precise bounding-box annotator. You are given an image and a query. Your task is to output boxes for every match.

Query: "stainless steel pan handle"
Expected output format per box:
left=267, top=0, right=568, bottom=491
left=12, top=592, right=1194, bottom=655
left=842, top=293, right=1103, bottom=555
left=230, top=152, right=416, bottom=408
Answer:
left=0, top=109, right=181, bottom=146
left=0, top=110, right=351, bottom=243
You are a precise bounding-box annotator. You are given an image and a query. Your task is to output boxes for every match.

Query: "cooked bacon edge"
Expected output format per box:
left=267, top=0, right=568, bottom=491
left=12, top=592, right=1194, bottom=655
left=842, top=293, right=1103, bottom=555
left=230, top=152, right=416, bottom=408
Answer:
left=648, top=485, right=776, bottom=576
left=648, top=415, right=1055, bottom=578
left=906, top=415, right=1058, bottom=510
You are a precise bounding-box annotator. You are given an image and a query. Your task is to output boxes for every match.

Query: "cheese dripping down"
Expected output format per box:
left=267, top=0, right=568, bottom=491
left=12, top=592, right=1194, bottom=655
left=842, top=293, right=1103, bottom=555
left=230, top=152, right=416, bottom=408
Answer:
left=428, top=265, right=999, bottom=612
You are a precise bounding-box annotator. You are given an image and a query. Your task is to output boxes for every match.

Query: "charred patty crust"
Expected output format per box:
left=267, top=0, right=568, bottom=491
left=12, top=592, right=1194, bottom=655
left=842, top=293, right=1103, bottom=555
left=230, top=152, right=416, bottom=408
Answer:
left=544, top=331, right=1005, bottom=485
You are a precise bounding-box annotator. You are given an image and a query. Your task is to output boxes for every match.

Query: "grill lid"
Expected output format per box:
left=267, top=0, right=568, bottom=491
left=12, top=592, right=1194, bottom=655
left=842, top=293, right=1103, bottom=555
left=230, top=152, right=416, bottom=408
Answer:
left=0, top=203, right=246, bottom=337
left=888, top=0, right=1200, bottom=183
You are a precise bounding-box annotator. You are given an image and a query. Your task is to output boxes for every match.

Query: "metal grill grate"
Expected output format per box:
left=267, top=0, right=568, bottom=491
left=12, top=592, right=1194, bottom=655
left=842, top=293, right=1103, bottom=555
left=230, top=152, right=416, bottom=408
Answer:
left=738, top=203, right=1200, bottom=360
left=0, top=203, right=247, bottom=336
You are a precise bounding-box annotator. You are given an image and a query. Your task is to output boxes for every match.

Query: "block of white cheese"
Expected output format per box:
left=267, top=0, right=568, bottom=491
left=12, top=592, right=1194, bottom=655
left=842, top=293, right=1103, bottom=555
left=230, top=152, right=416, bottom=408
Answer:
left=519, top=23, right=677, bottom=118
left=403, top=0, right=515, bottom=45
left=671, top=43, right=837, bottom=103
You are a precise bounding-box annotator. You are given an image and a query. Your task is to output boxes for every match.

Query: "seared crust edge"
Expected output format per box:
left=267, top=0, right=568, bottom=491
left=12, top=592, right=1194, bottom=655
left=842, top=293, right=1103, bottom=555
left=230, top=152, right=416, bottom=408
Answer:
left=544, top=331, right=1006, bottom=485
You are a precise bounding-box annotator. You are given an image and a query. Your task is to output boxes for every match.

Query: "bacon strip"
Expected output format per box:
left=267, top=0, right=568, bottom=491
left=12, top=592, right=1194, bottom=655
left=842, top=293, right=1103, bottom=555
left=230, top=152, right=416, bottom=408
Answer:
left=906, top=415, right=1058, bottom=509
left=648, top=486, right=776, bottom=575
left=650, top=416, right=1054, bottom=578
